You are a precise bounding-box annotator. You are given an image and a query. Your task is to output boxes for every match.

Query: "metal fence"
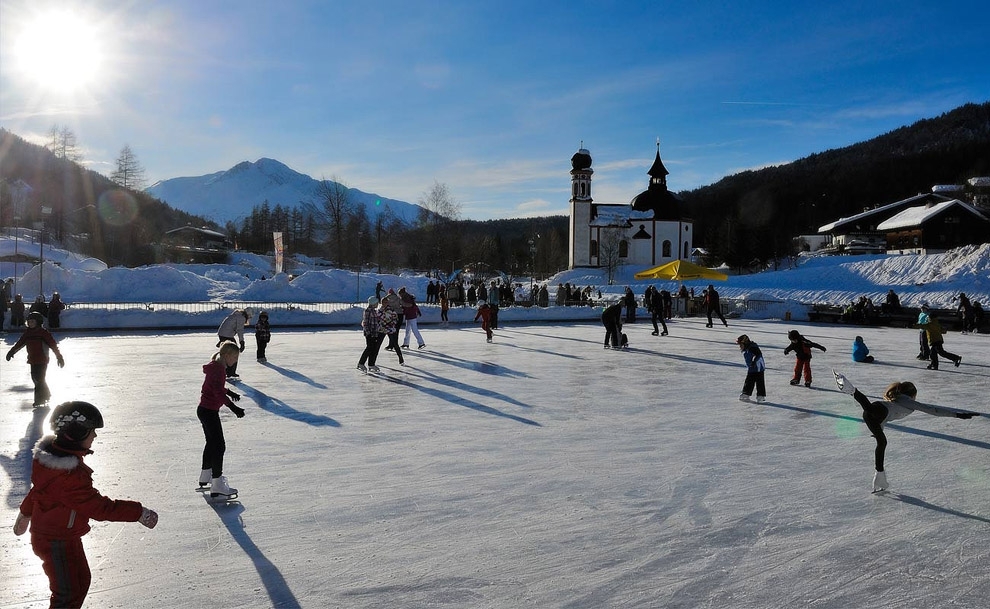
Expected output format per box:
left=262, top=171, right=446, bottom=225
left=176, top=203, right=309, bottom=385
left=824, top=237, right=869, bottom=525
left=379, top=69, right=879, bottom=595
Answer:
left=65, top=301, right=356, bottom=314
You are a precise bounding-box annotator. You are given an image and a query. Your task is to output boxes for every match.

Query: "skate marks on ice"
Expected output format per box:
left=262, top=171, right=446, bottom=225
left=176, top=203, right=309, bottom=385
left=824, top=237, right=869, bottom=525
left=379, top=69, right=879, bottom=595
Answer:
left=235, top=382, right=341, bottom=428
left=0, top=406, right=49, bottom=509
left=204, top=497, right=302, bottom=609
left=877, top=492, right=990, bottom=524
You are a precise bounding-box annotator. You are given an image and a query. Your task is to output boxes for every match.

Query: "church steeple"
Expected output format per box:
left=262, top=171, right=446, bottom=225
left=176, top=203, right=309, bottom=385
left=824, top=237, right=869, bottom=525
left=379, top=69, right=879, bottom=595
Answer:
left=570, top=141, right=593, bottom=202
left=648, top=139, right=669, bottom=190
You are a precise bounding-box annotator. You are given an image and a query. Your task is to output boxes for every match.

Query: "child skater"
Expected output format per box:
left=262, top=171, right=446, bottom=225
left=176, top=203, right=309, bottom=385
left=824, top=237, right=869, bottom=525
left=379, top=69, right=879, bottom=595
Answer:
left=13, top=401, right=159, bottom=609
left=357, top=296, right=384, bottom=372
left=832, top=370, right=977, bottom=492
left=6, top=311, right=65, bottom=406
left=378, top=299, right=405, bottom=366
left=475, top=300, right=494, bottom=343
left=784, top=329, right=826, bottom=387
left=198, top=341, right=246, bottom=498
left=852, top=335, right=874, bottom=363
left=736, top=334, right=766, bottom=403
left=255, top=310, right=271, bottom=362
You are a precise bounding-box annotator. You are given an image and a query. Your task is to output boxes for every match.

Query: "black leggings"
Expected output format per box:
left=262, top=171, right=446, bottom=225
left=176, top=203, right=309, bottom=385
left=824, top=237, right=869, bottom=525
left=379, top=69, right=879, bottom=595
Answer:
left=198, top=407, right=226, bottom=478
left=853, top=390, right=889, bottom=471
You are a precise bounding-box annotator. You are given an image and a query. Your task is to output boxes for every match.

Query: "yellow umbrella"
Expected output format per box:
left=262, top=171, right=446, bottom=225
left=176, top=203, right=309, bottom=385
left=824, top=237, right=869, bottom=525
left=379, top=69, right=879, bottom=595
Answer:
left=634, top=259, right=728, bottom=281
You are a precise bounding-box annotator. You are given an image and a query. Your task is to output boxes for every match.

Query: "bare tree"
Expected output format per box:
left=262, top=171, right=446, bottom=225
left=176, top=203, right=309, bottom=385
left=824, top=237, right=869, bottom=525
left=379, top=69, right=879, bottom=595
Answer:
left=417, top=180, right=461, bottom=271
left=598, top=227, right=624, bottom=285
left=303, top=176, right=354, bottom=266
left=47, top=124, right=81, bottom=161
left=110, top=144, right=146, bottom=190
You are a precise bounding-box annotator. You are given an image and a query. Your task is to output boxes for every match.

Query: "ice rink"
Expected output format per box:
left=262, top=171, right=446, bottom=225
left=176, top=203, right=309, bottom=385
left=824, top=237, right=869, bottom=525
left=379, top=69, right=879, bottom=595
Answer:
left=3, top=317, right=990, bottom=608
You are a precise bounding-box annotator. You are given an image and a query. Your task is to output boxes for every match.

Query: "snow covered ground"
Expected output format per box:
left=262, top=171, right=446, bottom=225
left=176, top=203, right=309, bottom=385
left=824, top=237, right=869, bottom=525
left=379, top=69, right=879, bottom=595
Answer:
left=3, top=317, right=990, bottom=608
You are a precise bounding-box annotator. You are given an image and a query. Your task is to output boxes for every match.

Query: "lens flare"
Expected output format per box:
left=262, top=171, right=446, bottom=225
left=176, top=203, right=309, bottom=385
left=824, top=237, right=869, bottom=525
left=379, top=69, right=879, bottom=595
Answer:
left=98, top=190, right=139, bottom=227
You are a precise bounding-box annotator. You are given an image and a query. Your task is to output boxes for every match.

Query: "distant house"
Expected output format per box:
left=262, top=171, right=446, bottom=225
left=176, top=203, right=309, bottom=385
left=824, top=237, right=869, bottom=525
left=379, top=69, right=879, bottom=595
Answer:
left=817, top=192, right=956, bottom=254
left=161, top=226, right=231, bottom=263
left=877, top=199, right=990, bottom=254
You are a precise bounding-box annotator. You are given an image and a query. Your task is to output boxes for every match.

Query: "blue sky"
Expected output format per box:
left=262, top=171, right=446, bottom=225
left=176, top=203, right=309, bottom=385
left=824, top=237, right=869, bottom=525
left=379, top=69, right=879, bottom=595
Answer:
left=2, top=1, right=989, bottom=220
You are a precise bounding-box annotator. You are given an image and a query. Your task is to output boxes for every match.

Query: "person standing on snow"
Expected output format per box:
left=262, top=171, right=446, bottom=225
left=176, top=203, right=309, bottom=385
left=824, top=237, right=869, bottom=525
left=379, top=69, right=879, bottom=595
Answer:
left=832, top=371, right=976, bottom=492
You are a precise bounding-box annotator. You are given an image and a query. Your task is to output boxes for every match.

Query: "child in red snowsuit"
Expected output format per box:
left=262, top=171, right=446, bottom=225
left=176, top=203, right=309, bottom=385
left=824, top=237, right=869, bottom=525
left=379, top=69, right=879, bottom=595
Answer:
left=5, top=311, right=64, bottom=406
left=784, top=329, right=827, bottom=387
left=13, top=401, right=158, bottom=609
left=474, top=300, right=493, bottom=342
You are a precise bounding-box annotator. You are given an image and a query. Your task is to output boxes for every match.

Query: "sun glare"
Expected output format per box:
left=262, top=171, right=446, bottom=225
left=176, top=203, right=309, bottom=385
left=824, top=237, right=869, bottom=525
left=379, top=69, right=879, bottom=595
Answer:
left=13, top=9, right=105, bottom=93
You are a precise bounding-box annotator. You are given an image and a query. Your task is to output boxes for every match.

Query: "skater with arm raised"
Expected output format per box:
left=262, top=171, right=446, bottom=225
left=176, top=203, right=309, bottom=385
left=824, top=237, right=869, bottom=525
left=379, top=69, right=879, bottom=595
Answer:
left=13, top=401, right=158, bottom=609
left=832, top=370, right=976, bottom=492
left=198, top=341, right=245, bottom=498
left=784, top=329, right=826, bottom=387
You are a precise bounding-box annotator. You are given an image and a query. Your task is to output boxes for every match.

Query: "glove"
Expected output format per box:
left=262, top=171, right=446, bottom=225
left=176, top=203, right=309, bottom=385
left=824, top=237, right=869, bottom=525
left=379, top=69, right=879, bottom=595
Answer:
left=56, top=356, right=65, bottom=368
left=229, top=404, right=246, bottom=418
left=821, top=346, right=827, bottom=352
left=5, top=352, right=11, bottom=361
left=956, top=412, right=975, bottom=419
left=239, top=341, right=245, bottom=353
left=138, top=507, right=159, bottom=529
left=226, top=389, right=241, bottom=402
left=13, top=512, right=30, bottom=536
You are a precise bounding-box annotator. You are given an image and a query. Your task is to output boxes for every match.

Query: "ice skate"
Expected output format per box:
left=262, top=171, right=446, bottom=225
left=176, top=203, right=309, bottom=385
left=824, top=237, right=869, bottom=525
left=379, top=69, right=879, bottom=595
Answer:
left=210, top=476, right=237, bottom=499
left=832, top=369, right=856, bottom=395
left=651, top=331, right=659, bottom=336
left=738, top=393, right=752, bottom=403
left=368, top=365, right=381, bottom=373
left=198, top=469, right=212, bottom=488
left=756, top=396, right=766, bottom=403
left=955, top=357, right=962, bottom=367
left=804, top=381, right=812, bottom=388
left=357, top=364, right=367, bottom=373
left=789, top=378, right=800, bottom=386
left=872, top=471, right=888, bottom=493
left=418, top=344, right=426, bottom=349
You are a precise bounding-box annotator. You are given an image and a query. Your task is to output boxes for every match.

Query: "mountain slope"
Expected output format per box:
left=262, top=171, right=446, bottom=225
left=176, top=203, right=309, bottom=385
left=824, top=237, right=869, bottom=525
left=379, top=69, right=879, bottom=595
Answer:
left=146, top=158, right=421, bottom=224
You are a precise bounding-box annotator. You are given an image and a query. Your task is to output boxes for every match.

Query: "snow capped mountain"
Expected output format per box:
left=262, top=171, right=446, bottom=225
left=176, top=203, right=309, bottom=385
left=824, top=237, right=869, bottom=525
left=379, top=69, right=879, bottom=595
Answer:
left=145, top=158, right=422, bottom=225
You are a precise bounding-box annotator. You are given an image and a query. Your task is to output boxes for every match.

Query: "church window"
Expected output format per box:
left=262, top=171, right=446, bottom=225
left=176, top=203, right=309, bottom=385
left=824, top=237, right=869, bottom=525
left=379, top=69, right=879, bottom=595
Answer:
left=619, top=240, right=628, bottom=258
left=590, top=240, right=598, bottom=257
left=662, top=240, right=671, bottom=257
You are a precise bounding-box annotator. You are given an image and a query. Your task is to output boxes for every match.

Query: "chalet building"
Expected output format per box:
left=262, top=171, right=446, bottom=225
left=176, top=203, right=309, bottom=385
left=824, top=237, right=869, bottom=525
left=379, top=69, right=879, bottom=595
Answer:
left=878, top=199, right=990, bottom=254
left=569, top=144, right=693, bottom=269
left=161, top=226, right=230, bottom=263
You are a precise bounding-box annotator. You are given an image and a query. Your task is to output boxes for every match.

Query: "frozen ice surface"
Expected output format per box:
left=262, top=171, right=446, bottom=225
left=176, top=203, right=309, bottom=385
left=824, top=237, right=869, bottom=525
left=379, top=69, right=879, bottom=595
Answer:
left=3, top=318, right=990, bottom=608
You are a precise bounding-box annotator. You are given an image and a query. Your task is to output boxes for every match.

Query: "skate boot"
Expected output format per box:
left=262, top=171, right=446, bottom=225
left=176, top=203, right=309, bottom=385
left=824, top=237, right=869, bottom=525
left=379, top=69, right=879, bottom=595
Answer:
left=210, top=476, right=237, bottom=499
left=789, top=378, right=800, bottom=386
left=357, top=364, right=367, bottom=373
left=368, top=365, right=381, bottom=373
left=832, top=369, right=856, bottom=395
left=738, top=393, right=752, bottom=403
left=872, top=470, right=888, bottom=493
left=756, top=396, right=766, bottom=403
left=198, top=469, right=212, bottom=488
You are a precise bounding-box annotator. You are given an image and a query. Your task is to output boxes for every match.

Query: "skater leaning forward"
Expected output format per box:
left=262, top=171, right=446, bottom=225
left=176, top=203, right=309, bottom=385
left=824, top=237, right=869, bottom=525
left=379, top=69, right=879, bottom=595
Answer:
left=13, top=401, right=158, bottom=609
left=216, top=307, right=252, bottom=379
left=832, top=370, right=977, bottom=492
left=198, top=341, right=246, bottom=499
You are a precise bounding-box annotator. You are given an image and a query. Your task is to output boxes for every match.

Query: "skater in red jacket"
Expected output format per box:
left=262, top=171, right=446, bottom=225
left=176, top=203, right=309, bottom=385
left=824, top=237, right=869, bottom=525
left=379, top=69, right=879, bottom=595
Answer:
left=475, top=300, right=494, bottom=342
left=13, top=401, right=158, bottom=609
left=784, top=329, right=826, bottom=387
left=5, top=311, right=65, bottom=406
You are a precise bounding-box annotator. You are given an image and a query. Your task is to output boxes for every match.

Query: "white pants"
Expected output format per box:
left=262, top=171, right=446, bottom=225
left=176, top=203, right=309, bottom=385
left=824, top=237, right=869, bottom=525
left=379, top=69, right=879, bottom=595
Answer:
left=403, top=318, right=424, bottom=347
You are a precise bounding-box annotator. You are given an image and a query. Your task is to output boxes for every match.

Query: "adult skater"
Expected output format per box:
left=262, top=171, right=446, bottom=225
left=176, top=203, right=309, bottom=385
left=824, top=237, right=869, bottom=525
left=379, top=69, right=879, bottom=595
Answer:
left=648, top=286, right=668, bottom=336
left=474, top=300, right=494, bottom=343
left=197, top=341, right=246, bottom=498
left=832, top=370, right=976, bottom=492
left=601, top=301, right=623, bottom=349
left=400, top=291, right=426, bottom=349
left=217, top=307, right=252, bottom=379
left=915, top=304, right=931, bottom=361
left=13, top=401, right=158, bottom=609
left=917, top=307, right=960, bottom=370
left=736, top=334, right=766, bottom=403
left=704, top=284, right=727, bottom=327
left=357, top=296, right=384, bottom=372
left=378, top=298, right=405, bottom=366
left=6, top=311, right=65, bottom=406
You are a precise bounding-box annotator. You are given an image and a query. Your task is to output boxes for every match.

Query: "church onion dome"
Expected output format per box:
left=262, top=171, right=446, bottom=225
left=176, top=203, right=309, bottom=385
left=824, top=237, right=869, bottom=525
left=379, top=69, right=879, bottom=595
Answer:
left=571, top=148, right=592, bottom=171
left=630, top=188, right=682, bottom=220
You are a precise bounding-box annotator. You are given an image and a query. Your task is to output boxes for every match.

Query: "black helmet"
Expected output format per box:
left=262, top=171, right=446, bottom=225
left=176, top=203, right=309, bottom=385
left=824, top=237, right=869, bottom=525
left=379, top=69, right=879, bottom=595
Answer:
left=51, top=401, right=104, bottom=441
left=28, top=311, right=45, bottom=325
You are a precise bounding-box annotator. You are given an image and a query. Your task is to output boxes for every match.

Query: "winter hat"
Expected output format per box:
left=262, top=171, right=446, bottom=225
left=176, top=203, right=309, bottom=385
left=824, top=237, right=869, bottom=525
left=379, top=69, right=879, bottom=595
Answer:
left=368, top=296, right=380, bottom=306
left=258, top=310, right=269, bottom=319
left=27, top=311, right=45, bottom=325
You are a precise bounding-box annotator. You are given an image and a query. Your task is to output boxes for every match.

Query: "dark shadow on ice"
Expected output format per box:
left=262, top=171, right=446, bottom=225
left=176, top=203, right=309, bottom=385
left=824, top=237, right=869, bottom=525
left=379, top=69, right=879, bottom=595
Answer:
left=400, top=368, right=533, bottom=409
left=413, top=350, right=531, bottom=377
left=237, top=383, right=341, bottom=428
left=501, top=342, right=584, bottom=360
left=880, top=492, right=990, bottom=524
left=370, top=370, right=540, bottom=426
left=205, top=498, right=302, bottom=609
left=259, top=361, right=328, bottom=389
left=758, top=402, right=990, bottom=450
left=1, top=406, right=49, bottom=508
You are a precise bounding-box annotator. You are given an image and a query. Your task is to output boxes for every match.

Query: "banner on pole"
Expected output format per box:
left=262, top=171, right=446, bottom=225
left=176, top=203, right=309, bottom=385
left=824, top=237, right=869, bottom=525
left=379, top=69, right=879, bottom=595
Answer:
left=273, top=232, right=284, bottom=275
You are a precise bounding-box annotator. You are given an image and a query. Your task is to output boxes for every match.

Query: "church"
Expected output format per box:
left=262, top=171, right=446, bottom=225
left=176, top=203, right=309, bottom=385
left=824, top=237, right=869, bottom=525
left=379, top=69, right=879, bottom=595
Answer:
left=568, top=144, right=693, bottom=270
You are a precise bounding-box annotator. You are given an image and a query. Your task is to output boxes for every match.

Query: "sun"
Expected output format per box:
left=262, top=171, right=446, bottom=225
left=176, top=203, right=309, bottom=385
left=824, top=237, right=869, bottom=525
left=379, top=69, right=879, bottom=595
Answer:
left=12, top=8, right=105, bottom=93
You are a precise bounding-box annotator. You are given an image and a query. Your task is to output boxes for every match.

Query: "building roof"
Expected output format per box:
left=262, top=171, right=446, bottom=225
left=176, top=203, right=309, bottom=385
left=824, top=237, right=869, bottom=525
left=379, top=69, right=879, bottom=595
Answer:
left=164, top=226, right=228, bottom=239
left=876, top=199, right=989, bottom=230
left=818, top=192, right=955, bottom=233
